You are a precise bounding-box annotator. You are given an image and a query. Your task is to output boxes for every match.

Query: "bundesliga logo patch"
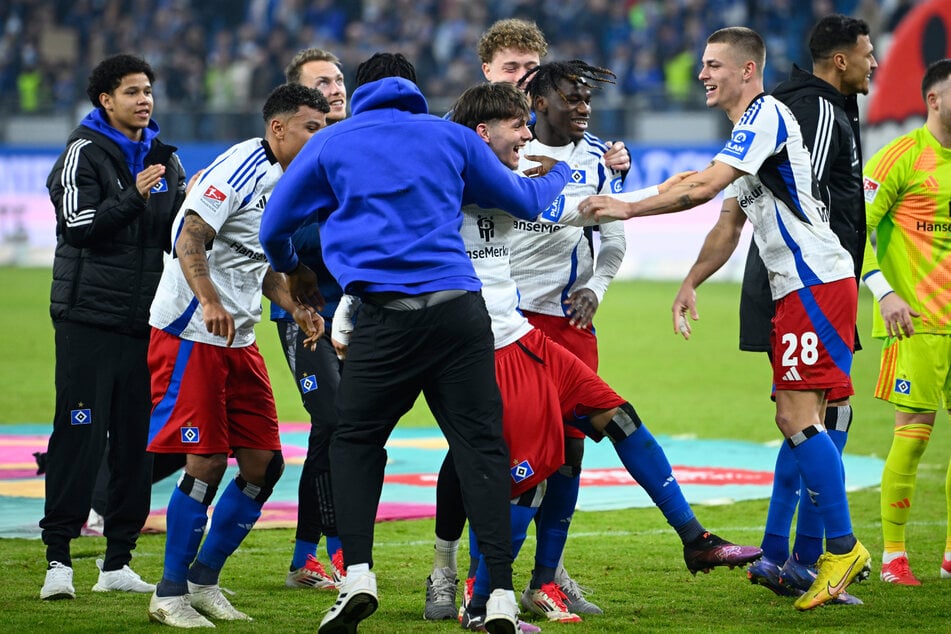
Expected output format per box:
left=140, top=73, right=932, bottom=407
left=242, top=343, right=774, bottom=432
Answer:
left=202, top=185, right=227, bottom=209
left=70, top=408, right=92, bottom=425
left=511, top=459, right=535, bottom=483
left=863, top=177, right=880, bottom=204
left=894, top=378, right=911, bottom=395
left=299, top=374, right=318, bottom=394
left=180, top=426, right=200, bottom=444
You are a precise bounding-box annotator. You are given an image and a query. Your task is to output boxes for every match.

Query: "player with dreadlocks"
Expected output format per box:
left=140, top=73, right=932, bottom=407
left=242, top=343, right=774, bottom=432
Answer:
left=505, top=59, right=763, bottom=622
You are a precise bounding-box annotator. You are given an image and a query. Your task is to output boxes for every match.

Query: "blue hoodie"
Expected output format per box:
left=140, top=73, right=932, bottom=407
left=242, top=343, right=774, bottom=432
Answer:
left=80, top=108, right=159, bottom=177
left=261, top=76, right=570, bottom=296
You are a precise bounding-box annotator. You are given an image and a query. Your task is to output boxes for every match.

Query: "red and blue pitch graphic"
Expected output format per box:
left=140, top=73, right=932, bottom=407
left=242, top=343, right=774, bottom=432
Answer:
left=0, top=423, right=884, bottom=538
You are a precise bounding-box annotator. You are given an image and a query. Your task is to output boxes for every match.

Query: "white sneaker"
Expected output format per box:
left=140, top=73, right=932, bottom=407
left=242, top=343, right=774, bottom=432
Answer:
left=186, top=581, right=252, bottom=621
left=484, top=588, right=518, bottom=634
left=92, top=558, right=156, bottom=593
left=81, top=509, right=104, bottom=536
left=318, top=570, right=378, bottom=634
left=148, top=592, right=215, bottom=628
left=40, top=561, right=75, bottom=600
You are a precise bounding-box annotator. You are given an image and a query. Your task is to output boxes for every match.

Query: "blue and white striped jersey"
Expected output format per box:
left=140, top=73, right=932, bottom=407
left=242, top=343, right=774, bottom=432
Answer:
left=511, top=133, right=626, bottom=315
left=717, top=94, right=853, bottom=300
left=150, top=138, right=283, bottom=347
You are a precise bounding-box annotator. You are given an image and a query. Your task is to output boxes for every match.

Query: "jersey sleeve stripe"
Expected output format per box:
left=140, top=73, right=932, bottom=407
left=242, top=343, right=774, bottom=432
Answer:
left=871, top=136, right=916, bottom=182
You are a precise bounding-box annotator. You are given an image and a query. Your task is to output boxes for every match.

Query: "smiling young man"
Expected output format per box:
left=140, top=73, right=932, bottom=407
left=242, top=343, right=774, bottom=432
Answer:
left=744, top=14, right=876, bottom=601
left=145, top=83, right=328, bottom=628
left=579, top=26, right=871, bottom=611
left=41, top=53, right=186, bottom=602
left=285, top=48, right=348, bottom=122
left=273, top=47, right=351, bottom=592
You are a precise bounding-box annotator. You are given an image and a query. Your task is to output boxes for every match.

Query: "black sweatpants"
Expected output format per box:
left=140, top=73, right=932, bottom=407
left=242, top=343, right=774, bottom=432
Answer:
left=40, top=321, right=153, bottom=570
left=331, top=291, right=514, bottom=590
left=277, top=321, right=341, bottom=544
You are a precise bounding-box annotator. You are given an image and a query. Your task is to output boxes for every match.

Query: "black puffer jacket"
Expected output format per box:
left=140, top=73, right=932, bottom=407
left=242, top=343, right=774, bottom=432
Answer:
left=47, top=125, right=186, bottom=336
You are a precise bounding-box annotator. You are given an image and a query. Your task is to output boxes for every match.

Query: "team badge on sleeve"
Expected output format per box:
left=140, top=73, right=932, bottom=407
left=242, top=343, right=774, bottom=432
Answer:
left=180, top=426, right=200, bottom=444
left=299, top=374, right=318, bottom=394
left=510, top=459, right=535, bottom=484
left=611, top=177, right=623, bottom=193
left=863, top=177, right=880, bottom=204
left=70, top=408, right=92, bottom=425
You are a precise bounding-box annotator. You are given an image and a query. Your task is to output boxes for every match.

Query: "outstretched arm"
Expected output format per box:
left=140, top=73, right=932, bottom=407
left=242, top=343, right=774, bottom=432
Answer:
left=579, top=160, right=743, bottom=221
left=671, top=198, right=747, bottom=340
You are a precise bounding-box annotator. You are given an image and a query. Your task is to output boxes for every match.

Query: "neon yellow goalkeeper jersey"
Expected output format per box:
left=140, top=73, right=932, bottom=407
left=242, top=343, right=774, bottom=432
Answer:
left=862, top=125, right=951, bottom=337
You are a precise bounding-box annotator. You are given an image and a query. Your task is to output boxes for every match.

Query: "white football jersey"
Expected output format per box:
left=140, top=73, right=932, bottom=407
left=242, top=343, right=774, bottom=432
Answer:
left=716, top=95, right=853, bottom=300
left=461, top=205, right=532, bottom=349
left=511, top=134, right=625, bottom=315
left=150, top=138, right=283, bottom=347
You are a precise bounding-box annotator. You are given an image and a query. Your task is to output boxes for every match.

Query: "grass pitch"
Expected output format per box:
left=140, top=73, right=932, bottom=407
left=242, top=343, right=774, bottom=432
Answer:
left=1, top=267, right=948, bottom=632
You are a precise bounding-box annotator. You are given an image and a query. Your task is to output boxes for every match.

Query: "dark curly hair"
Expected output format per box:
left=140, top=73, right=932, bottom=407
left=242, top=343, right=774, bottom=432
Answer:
left=86, top=54, right=155, bottom=109
left=262, top=83, right=330, bottom=121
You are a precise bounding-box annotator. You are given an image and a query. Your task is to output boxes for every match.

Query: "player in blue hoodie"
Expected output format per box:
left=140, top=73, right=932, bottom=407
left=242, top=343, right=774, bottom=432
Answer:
left=261, top=52, right=572, bottom=634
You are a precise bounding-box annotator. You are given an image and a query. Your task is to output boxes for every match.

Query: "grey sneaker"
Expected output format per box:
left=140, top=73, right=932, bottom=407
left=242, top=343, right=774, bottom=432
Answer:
left=148, top=592, right=215, bottom=628
left=92, top=558, right=156, bottom=593
left=423, top=567, right=458, bottom=620
left=555, top=566, right=603, bottom=615
left=186, top=581, right=252, bottom=621
left=40, top=561, right=75, bottom=600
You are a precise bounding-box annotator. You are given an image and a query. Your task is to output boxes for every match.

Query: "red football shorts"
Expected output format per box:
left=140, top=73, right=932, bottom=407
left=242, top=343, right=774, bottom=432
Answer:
left=524, top=310, right=599, bottom=439
left=496, top=328, right=624, bottom=496
left=770, top=278, right=855, bottom=398
left=147, top=328, right=281, bottom=455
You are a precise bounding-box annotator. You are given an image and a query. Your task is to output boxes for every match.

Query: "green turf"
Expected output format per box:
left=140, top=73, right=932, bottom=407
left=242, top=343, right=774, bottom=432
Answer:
left=1, top=266, right=948, bottom=632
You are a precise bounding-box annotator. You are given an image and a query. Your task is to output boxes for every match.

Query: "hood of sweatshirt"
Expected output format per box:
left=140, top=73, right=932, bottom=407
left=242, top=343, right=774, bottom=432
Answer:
left=79, top=107, right=159, bottom=177
left=772, top=64, right=845, bottom=109
left=349, top=76, right=429, bottom=118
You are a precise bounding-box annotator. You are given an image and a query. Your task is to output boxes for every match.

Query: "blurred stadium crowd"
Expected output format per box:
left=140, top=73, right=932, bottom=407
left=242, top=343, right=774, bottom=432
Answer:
left=0, top=0, right=915, bottom=140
